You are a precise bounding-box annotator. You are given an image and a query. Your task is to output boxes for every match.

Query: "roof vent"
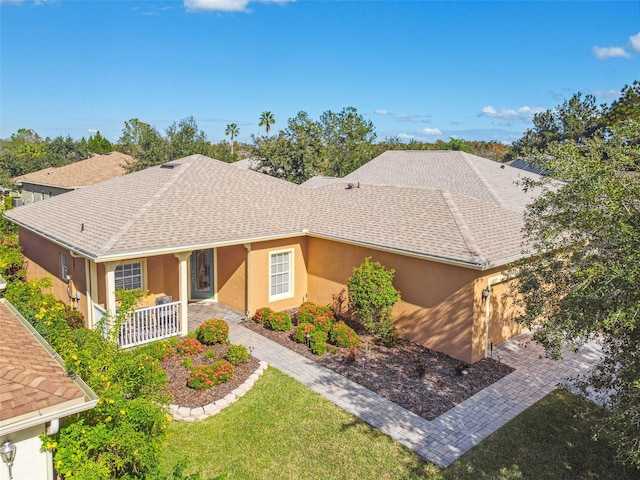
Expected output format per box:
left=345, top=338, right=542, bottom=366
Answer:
left=346, top=182, right=360, bottom=190
left=160, top=162, right=181, bottom=169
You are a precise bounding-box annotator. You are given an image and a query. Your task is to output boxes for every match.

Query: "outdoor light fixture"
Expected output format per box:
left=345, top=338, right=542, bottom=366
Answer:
left=481, top=286, right=491, bottom=301
left=0, top=440, right=16, bottom=480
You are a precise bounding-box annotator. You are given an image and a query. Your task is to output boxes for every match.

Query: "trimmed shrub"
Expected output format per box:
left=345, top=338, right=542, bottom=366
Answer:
left=187, top=360, right=235, bottom=390
left=137, top=339, right=175, bottom=362
left=293, top=322, right=316, bottom=344
left=296, top=302, right=335, bottom=333
left=176, top=337, right=204, bottom=356
left=310, top=330, right=328, bottom=356
left=269, top=311, right=292, bottom=331
left=224, top=344, right=250, bottom=365
left=329, top=321, right=360, bottom=349
left=204, top=349, right=216, bottom=361
left=252, top=307, right=273, bottom=324
left=63, top=306, right=85, bottom=329
left=197, top=318, right=229, bottom=345
left=180, top=356, right=193, bottom=369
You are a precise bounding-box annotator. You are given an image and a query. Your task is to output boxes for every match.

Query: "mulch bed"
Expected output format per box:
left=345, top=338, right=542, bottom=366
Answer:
left=162, top=320, right=514, bottom=421
left=163, top=343, right=260, bottom=409
left=241, top=319, right=514, bottom=420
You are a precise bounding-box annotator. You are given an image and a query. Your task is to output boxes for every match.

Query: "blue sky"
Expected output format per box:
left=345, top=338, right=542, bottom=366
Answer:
left=1, top=0, right=639, bottom=145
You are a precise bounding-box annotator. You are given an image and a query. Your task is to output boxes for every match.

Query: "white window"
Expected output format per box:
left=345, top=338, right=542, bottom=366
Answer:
left=61, top=254, right=69, bottom=282
left=115, top=262, right=143, bottom=291
left=269, top=249, right=293, bottom=301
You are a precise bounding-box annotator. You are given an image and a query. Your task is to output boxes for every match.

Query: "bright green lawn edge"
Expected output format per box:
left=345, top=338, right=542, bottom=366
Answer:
left=160, top=368, right=637, bottom=480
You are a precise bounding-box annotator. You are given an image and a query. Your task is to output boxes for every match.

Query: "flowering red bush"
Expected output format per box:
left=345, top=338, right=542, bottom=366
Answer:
left=187, top=360, right=235, bottom=390
left=296, top=302, right=335, bottom=332
left=293, top=322, right=316, bottom=343
left=268, top=311, right=292, bottom=331
left=175, top=337, right=204, bottom=356
left=330, top=321, right=360, bottom=348
left=252, top=307, right=273, bottom=324
left=197, top=318, right=229, bottom=344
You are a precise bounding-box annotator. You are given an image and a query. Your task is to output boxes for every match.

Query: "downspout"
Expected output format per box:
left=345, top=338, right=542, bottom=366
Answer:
left=244, top=244, right=251, bottom=318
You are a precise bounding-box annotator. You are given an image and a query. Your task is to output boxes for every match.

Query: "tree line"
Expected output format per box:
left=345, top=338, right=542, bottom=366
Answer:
left=0, top=108, right=511, bottom=187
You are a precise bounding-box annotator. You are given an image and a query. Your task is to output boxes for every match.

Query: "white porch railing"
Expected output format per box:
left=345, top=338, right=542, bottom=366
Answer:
left=94, top=301, right=181, bottom=349
left=118, top=301, right=181, bottom=349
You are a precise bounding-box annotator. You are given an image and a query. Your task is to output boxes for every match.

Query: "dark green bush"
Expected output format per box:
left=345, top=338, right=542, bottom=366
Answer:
left=293, top=322, right=316, bottom=343
left=224, top=344, right=250, bottom=365
left=63, top=305, right=85, bottom=329
left=329, top=321, right=360, bottom=348
left=269, top=311, right=292, bottom=331
left=310, top=330, right=328, bottom=356
left=197, top=318, right=229, bottom=344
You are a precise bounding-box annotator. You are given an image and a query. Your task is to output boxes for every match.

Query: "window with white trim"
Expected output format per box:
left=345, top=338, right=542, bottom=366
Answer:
left=115, top=262, right=143, bottom=291
left=269, top=249, right=293, bottom=300
left=61, top=254, right=69, bottom=282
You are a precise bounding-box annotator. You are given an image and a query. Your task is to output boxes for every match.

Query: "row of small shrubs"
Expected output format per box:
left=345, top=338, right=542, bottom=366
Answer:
left=253, top=302, right=360, bottom=356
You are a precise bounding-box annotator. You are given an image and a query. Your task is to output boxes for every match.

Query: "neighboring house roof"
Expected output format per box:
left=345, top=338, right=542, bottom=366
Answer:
left=14, top=152, right=133, bottom=189
left=508, top=158, right=549, bottom=176
left=230, top=158, right=259, bottom=170
left=322, top=150, right=543, bottom=214
left=0, top=299, right=97, bottom=436
left=6, top=153, right=532, bottom=269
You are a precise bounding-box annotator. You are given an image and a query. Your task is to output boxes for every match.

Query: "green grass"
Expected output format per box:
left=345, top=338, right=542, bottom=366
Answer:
left=446, top=389, right=638, bottom=480
left=159, top=368, right=440, bottom=479
left=159, top=369, right=638, bottom=480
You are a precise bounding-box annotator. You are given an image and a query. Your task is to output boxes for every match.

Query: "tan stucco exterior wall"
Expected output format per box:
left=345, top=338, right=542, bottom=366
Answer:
left=19, top=227, right=89, bottom=319
left=246, top=237, right=308, bottom=315
left=216, top=244, right=247, bottom=314
left=305, top=237, right=522, bottom=363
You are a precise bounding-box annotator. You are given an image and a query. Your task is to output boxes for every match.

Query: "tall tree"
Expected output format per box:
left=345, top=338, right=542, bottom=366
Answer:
left=116, top=118, right=167, bottom=172
left=259, top=111, right=275, bottom=136
left=512, top=121, right=640, bottom=468
left=165, top=116, right=209, bottom=161
left=225, top=123, right=239, bottom=154
left=87, top=131, right=113, bottom=154
left=606, top=81, right=640, bottom=129
left=509, top=93, right=607, bottom=159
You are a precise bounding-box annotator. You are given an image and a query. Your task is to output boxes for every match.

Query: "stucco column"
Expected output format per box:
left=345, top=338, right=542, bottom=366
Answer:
left=105, top=261, right=117, bottom=316
left=174, top=252, right=191, bottom=335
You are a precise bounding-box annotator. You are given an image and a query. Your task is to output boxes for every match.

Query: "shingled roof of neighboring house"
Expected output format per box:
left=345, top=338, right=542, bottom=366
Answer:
left=0, top=299, right=97, bottom=435
left=6, top=153, right=531, bottom=268
left=303, top=150, right=542, bottom=214
left=14, top=152, right=133, bottom=189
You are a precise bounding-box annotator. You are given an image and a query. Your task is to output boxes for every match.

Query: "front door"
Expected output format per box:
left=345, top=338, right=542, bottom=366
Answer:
left=190, top=249, right=214, bottom=299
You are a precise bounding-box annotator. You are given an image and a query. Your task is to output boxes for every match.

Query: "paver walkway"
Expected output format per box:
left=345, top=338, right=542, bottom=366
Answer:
left=188, top=301, right=602, bottom=467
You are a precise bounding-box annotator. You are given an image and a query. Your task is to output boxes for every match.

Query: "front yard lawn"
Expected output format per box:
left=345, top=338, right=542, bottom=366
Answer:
left=159, top=369, right=638, bottom=480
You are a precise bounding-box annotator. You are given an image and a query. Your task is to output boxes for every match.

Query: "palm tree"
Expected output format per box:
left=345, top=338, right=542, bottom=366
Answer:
left=225, top=123, right=239, bottom=154
left=259, top=111, right=275, bottom=136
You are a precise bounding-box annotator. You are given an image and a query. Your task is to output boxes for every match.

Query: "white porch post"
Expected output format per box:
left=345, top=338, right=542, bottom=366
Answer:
left=105, top=261, right=117, bottom=316
left=175, top=252, right=190, bottom=336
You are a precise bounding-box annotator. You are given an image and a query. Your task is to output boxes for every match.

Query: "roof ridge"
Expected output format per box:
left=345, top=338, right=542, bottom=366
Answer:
left=440, top=190, right=487, bottom=264
left=101, top=162, right=189, bottom=251
left=460, top=152, right=503, bottom=207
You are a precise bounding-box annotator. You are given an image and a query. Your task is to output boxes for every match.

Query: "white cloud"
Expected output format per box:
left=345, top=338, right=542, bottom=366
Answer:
left=87, top=128, right=98, bottom=134
left=374, top=109, right=390, bottom=116
left=593, top=46, right=631, bottom=60
left=422, top=128, right=442, bottom=135
left=184, top=0, right=293, bottom=12
left=630, top=32, right=640, bottom=52
left=480, top=105, right=544, bottom=123
left=591, top=89, right=619, bottom=99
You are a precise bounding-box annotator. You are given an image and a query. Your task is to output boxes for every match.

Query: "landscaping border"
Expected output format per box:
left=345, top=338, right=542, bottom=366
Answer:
left=169, top=360, right=268, bottom=422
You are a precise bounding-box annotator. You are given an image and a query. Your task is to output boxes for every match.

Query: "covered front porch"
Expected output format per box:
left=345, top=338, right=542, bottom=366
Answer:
left=93, top=300, right=246, bottom=349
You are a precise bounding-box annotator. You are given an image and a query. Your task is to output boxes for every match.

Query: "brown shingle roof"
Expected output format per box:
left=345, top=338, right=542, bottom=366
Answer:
left=0, top=300, right=96, bottom=431
left=6, top=153, right=531, bottom=268
left=334, top=150, right=543, bottom=214
left=14, top=152, right=133, bottom=189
